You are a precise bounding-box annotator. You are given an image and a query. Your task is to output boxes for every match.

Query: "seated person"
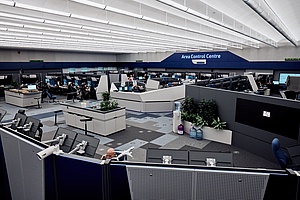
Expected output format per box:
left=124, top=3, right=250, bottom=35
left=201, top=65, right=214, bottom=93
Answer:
left=128, top=75, right=134, bottom=82
left=132, top=85, right=144, bottom=92
left=79, top=83, right=90, bottom=100
left=100, top=148, right=127, bottom=161
left=101, top=148, right=116, bottom=160
left=68, top=82, right=77, bottom=93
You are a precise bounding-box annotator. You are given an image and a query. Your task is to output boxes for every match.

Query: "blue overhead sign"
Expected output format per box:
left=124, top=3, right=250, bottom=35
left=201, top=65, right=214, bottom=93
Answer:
left=160, top=51, right=247, bottom=69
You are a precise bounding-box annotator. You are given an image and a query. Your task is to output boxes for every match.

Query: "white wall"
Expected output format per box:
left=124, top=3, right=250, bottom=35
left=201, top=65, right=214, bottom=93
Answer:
left=0, top=49, right=117, bottom=62
left=116, top=47, right=300, bottom=62
left=231, top=46, right=300, bottom=62
left=116, top=51, right=173, bottom=62
left=1, top=46, right=300, bottom=62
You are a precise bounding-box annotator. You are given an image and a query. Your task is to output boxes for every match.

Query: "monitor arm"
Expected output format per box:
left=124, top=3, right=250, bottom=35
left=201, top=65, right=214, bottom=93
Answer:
left=68, top=140, right=88, bottom=155
left=43, top=134, right=67, bottom=145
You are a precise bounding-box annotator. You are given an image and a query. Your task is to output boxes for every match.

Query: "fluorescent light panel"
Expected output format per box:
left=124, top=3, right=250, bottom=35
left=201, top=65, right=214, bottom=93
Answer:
left=70, top=0, right=106, bottom=9
left=105, top=6, right=142, bottom=19
left=15, top=2, right=71, bottom=17
left=0, top=0, right=14, bottom=6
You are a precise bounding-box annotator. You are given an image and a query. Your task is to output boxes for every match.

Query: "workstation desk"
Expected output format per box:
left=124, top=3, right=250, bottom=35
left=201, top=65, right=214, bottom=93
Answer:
left=5, top=89, right=41, bottom=107
left=61, top=101, right=126, bottom=136
left=110, top=84, right=185, bottom=112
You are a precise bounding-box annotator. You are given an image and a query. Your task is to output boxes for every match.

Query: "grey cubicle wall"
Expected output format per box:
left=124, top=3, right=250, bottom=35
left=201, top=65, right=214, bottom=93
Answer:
left=186, top=85, right=300, bottom=163
left=0, top=125, right=299, bottom=200
left=0, top=127, right=45, bottom=200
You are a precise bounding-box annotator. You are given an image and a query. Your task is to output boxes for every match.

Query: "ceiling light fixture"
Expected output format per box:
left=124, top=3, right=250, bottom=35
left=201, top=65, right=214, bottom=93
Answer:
left=0, top=0, right=15, bottom=6
left=105, top=6, right=143, bottom=18
left=15, top=2, right=71, bottom=17
left=70, top=0, right=106, bottom=9
left=156, top=0, right=276, bottom=47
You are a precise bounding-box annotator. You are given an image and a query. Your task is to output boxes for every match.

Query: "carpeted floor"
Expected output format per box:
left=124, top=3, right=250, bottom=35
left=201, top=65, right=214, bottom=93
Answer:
left=0, top=95, right=280, bottom=170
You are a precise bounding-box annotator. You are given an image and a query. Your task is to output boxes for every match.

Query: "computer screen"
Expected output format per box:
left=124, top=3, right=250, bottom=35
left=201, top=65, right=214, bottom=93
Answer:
left=87, top=81, right=91, bottom=87
left=75, top=80, right=79, bottom=86
left=119, top=87, right=123, bottom=91
left=28, top=84, right=36, bottom=90
left=279, top=73, right=300, bottom=84
left=45, top=78, right=50, bottom=83
left=63, top=79, right=67, bottom=85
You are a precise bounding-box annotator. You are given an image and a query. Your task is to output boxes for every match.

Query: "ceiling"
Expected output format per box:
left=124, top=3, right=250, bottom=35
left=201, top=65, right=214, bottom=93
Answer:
left=0, top=0, right=299, bottom=54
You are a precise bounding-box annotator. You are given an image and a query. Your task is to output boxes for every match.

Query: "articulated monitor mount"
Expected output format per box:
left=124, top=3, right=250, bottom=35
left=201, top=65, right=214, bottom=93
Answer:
left=43, top=134, right=67, bottom=146
left=68, top=140, right=88, bottom=155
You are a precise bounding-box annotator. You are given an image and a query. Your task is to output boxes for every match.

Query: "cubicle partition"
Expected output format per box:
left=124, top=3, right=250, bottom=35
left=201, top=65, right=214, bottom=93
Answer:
left=0, top=127, right=46, bottom=200
left=186, top=84, right=300, bottom=163
left=0, top=126, right=299, bottom=200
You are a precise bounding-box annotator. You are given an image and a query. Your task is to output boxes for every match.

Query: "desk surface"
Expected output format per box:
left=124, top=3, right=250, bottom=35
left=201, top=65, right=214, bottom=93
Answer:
left=287, top=145, right=300, bottom=166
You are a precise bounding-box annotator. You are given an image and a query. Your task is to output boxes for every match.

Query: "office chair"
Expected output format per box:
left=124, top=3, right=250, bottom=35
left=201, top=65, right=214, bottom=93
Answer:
left=284, top=90, right=296, bottom=100
left=45, top=90, right=57, bottom=102
left=271, top=138, right=290, bottom=169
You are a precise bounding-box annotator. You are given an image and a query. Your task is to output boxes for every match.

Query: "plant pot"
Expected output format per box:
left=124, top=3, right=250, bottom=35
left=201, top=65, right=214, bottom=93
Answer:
left=183, top=120, right=193, bottom=134
left=202, top=126, right=232, bottom=145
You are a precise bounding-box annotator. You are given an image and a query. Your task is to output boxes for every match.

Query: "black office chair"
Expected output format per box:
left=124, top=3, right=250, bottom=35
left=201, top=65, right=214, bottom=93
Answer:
left=271, top=138, right=290, bottom=169
left=284, top=90, right=296, bottom=100
left=45, top=90, right=57, bottom=102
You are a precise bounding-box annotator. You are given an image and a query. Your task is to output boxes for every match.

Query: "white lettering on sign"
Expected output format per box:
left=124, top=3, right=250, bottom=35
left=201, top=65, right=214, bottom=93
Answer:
left=181, top=54, right=221, bottom=59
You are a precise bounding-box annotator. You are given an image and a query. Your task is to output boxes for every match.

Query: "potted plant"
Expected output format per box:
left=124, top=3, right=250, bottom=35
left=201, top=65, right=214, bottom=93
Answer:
left=211, top=117, right=227, bottom=130
left=180, top=97, right=232, bottom=145
left=99, top=91, right=119, bottom=111
left=181, top=96, right=199, bottom=133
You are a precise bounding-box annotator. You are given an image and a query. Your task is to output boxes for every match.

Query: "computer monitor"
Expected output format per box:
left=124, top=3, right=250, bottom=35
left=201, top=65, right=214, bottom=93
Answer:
left=63, top=78, right=67, bottom=85
left=11, top=112, right=27, bottom=130
left=119, top=87, right=123, bottom=91
left=70, top=134, right=100, bottom=157
left=51, top=127, right=78, bottom=153
left=28, top=84, right=37, bottom=90
left=75, top=80, right=79, bottom=86
left=87, top=81, right=91, bottom=87
left=279, top=73, right=300, bottom=84
left=24, top=116, right=41, bottom=139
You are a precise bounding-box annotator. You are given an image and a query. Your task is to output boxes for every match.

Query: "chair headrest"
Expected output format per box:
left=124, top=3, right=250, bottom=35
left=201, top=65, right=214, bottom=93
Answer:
left=272, top=138, right=281, bottom=151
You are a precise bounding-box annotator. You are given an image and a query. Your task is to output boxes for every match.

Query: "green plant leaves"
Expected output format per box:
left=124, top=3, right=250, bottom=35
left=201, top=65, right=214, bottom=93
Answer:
left=100, top=92, right=119, bottom=111
left=181, top=97, right=226, bottom=130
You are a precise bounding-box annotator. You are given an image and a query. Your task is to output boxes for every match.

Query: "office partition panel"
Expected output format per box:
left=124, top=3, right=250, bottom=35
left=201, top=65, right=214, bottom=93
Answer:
left=0, top=128, right=45, bottom=200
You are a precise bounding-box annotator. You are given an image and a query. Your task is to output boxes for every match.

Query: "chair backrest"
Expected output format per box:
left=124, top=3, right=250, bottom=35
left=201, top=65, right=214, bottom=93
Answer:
left=272, top=138, right=289, bottom=169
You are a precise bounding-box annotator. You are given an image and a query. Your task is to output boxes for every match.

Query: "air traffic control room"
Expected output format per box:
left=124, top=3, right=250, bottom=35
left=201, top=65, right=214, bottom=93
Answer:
left=0, top=0, right=300, bottom=200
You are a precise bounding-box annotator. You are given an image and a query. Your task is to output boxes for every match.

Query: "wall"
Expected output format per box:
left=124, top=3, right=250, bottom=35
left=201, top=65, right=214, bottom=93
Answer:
left=186, top=84, right=300, bottom=163
left=0, top=49, right=117, bottom=62
left=232, top=46, right=300, bottom=62
left=116, top=51, right=173, bottom=62
left=0, top=46, right=300, bottom=63
left=116, top=46, right=300, bottom=62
